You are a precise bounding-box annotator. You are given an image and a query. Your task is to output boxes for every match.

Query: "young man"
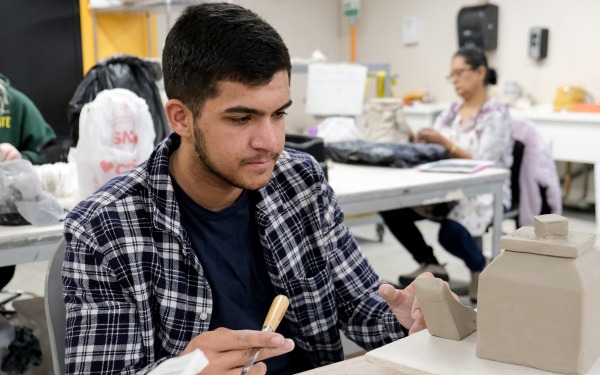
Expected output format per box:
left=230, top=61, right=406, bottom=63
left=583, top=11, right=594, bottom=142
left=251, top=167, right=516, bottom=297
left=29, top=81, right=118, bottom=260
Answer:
left=63, top=3, right=428, bottom=374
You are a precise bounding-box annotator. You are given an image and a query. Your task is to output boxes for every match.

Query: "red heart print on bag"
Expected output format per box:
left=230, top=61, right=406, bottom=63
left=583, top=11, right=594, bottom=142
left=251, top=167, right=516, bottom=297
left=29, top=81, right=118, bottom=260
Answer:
left=100, top=160, right=114, bottom=173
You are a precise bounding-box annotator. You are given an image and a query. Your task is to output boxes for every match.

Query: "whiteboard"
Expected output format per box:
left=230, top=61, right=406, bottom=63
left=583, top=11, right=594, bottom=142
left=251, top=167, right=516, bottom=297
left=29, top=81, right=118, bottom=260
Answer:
left=305, top=63, right=368, bottom=116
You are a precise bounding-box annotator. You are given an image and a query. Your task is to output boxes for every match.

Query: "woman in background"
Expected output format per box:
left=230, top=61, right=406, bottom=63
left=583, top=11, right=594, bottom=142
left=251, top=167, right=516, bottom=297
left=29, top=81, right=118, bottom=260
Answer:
left=0, top=74, right=56, bottom=290
left=380, top=47, right=513, bottom=302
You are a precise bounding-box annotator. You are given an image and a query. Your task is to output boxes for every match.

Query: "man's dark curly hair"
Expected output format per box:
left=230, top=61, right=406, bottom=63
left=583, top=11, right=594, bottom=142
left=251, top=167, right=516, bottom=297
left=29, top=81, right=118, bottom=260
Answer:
left=162, top=3, right=291, bottom=117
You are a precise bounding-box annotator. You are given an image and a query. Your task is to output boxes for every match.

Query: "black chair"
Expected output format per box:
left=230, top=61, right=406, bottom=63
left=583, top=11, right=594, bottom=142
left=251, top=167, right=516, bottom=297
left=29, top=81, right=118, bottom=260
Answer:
left=45, top=239, right=67, bottom=375
left=473, top=140, right=524, bottom=252
left=284, top=134, right=328, bottom=179
left=504, top=139, right=525, bottom=226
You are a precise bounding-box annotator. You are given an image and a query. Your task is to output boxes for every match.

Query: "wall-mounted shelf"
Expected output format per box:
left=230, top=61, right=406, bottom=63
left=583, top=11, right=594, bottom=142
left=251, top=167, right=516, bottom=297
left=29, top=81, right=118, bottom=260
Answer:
left=88, top=0, right=225, bottom=62
left=89, top=0, right=212, bottom=13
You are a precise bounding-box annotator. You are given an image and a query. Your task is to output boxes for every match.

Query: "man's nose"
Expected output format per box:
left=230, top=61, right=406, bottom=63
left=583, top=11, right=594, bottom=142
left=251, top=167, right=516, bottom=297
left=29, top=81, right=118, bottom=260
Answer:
left=251, top=118, right=279, bottom=150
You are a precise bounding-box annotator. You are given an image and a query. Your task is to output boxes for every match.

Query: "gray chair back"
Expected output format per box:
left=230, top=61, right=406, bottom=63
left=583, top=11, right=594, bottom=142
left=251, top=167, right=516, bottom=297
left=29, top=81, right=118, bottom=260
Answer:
left=45, top=239, right=66, bottom=375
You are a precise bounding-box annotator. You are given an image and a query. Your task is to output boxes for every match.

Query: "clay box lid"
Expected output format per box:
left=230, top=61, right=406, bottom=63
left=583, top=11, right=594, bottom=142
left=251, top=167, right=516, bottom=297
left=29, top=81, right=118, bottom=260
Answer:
left=500, top=214, right=596, bottom=258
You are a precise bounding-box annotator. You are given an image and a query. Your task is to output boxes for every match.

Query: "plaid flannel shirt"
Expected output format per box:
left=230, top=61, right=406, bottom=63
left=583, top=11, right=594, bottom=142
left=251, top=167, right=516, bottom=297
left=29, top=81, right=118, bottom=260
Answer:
left=63, top=133, right=405, bottom=374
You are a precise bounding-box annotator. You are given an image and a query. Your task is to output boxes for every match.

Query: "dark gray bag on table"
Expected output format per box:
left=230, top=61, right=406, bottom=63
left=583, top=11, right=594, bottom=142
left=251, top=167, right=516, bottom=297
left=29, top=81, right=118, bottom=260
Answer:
left=326, top=140, right=448, bottom=168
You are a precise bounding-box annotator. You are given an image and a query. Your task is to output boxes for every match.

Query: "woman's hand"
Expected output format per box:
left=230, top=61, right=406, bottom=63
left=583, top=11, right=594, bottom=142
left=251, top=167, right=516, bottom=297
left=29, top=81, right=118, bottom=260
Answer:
left=416, top=129, right=471, bottom=158
left=416, top=128, right=449, bottom=147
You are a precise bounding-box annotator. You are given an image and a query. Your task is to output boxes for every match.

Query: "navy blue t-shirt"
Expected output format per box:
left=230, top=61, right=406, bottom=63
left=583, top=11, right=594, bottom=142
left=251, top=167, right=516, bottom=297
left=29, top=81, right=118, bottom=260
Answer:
left=172, top=180, right=312, bottom=374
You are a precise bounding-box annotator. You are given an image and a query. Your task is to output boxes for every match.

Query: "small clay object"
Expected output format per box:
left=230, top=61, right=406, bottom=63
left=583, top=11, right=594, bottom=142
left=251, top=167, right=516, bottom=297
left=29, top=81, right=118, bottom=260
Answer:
left=414, top=278, right=477, bottom=341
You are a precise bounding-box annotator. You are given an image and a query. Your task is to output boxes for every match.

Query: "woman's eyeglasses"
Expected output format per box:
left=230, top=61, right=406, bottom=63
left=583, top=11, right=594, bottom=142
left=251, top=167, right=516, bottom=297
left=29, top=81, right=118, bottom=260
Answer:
left=446, top=67, right=474, bottom=81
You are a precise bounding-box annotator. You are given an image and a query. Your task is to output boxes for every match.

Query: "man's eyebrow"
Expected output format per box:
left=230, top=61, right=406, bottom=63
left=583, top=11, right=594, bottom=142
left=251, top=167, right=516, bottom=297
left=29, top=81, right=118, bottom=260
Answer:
left=223, top=99, right=293, bottom=116
left=276, top=99, right=293, bottom=113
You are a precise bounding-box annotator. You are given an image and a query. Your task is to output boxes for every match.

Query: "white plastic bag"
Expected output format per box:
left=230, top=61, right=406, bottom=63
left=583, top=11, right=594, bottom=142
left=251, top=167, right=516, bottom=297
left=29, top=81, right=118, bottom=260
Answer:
left=75, top=88, right=156, bottom=199
left=0, top=159, right=64, bottom=226
left=363, top=98, right=412, bottom=144
left=34, top=161, right=79, bottom=211
left=309, top=116, right=363, bottom=143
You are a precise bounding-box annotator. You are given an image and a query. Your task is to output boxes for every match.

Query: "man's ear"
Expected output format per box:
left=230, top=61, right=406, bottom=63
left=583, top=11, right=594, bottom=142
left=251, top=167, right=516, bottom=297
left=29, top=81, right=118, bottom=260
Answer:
left=165, top=99, right=194, bottom=138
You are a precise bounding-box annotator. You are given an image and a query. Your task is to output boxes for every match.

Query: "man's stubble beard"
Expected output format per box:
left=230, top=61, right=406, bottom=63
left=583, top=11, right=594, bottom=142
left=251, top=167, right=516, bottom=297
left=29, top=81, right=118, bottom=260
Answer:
left=192, top=124, right=280, bottom=191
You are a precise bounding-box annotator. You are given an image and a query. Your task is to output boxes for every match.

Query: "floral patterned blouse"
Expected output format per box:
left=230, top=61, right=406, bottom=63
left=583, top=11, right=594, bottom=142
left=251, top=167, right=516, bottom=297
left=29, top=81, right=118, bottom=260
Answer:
left=434, top=98, right=513, bottom=236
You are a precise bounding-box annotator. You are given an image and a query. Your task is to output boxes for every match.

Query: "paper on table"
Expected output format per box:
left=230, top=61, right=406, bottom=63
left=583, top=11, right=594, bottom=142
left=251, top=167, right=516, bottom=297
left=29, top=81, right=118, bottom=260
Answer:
left=418, top=159, right=495, bottom=173
left=149, top=349, right=209, bottom=375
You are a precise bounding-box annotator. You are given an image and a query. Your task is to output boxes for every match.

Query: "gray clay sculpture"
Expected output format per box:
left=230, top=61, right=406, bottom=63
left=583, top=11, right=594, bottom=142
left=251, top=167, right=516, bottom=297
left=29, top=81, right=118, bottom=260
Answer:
left=477, top=214, right=600, bottom=374
left=414, top=277, right=477, bottom=341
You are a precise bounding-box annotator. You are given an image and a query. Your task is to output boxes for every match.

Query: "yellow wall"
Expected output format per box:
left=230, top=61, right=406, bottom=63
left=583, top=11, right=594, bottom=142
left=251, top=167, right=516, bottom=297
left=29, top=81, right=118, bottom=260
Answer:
left=79, top=0, right=158, bottom=74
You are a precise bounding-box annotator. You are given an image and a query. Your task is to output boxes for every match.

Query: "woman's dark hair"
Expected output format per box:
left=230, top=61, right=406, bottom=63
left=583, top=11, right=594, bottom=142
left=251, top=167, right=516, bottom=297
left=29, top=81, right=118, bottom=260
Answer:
left=454, top=47, right=497, bottom=86
left=162, top=3, right=291, bottom=117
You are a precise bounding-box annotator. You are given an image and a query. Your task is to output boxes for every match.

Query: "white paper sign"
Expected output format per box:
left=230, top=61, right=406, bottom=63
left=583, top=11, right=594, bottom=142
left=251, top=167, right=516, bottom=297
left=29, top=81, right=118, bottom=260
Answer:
left=305, top=63, right=368, bottom=116
left=403, top=15, right=420, bottom=45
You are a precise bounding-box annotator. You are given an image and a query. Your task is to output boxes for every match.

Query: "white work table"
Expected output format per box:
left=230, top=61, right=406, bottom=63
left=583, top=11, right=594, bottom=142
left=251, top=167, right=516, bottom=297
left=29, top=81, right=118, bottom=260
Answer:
left=296, top=356, right=396, bottom=375
left=328, top=163, right=509, bottom=258
left=512, top=106, right=600, bottom=233
left=298, top=329, right=600, bottom=374
left=0, top=223, right=64, bottom=267
left=0, top=163, right=508, bottom=266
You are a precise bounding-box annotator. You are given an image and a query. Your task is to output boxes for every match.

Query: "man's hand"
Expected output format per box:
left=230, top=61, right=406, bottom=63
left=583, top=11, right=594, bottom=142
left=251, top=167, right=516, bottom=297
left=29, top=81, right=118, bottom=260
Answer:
left=378, top=272, right=434, bottom=335
left=180, top=327, right=294, bottom=375
left=0, top=143, right=21, bottom=161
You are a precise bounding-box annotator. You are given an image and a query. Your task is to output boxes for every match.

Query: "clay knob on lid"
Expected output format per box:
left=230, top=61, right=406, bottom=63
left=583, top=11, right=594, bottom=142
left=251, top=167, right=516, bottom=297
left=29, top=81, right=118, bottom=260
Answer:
left=500, top=214, right=596, bottom=258
left=534, top=214, right=568, bottom=238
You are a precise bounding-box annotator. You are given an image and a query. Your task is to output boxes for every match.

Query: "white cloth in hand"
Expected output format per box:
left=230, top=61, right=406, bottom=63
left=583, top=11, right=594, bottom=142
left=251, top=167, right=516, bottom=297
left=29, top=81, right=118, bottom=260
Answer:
left=148, top=349, right=209, bottom=375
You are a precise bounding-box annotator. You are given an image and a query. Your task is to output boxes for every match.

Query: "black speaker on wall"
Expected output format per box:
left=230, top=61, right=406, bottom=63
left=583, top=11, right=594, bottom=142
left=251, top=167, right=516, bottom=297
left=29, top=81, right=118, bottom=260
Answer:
left=457, top=4, right=499, bottom=51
